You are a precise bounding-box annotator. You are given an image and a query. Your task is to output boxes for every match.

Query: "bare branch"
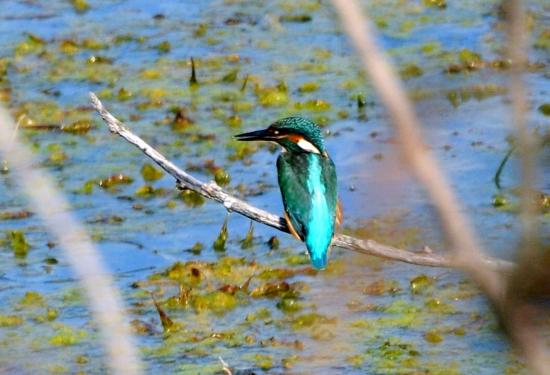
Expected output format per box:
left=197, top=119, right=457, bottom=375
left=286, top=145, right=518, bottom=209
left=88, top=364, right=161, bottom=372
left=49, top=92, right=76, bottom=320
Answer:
left=89, top=93, right=513, bottom=272
left=0, top=106, right=142, bottom=374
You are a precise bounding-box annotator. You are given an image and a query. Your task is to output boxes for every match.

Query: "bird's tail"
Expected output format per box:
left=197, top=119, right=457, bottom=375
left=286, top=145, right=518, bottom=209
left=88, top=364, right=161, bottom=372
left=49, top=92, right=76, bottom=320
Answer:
left=310, top=252, right=328, bottom=270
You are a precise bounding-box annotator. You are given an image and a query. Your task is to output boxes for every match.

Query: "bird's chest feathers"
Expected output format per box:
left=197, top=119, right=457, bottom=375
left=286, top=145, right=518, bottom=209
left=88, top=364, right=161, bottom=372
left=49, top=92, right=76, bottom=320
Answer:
left=304, top=156, right=332, bottom=238
left=279, top=154, right=332, bottom=233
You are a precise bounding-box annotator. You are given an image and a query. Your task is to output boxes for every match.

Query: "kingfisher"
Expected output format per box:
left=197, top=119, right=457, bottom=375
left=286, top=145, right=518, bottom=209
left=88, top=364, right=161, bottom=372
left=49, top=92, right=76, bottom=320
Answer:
left=235, top=117, right=341, bottom=270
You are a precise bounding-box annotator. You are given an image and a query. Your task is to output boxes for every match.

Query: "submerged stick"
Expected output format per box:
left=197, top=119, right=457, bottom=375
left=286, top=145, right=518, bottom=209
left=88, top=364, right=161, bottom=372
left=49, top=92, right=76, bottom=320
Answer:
left=494, top=146, right=515, bottom=190
left=90, top=93, right=512, bottom=272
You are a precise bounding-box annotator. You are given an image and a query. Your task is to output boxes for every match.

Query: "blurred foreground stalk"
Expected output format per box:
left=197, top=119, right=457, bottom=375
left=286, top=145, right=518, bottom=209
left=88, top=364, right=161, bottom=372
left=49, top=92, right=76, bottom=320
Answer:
left=0, top=106, right=142, bottom=375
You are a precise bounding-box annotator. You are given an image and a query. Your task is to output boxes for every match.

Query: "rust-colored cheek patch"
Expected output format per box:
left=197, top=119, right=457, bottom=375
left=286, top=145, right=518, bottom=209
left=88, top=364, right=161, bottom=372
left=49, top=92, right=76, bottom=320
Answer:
left=284, top=134, right=303, bottom=143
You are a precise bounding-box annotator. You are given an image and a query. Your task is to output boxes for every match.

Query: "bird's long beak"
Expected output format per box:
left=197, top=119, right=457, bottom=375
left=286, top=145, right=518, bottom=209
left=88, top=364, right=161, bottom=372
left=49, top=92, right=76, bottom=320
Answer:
left=234, top=128, right=273, bottom=142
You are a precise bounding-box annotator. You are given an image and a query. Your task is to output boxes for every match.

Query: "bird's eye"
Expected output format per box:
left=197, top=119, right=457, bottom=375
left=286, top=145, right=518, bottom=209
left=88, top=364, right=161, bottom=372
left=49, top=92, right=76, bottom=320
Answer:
left=273, top=130, right=279, bottom=135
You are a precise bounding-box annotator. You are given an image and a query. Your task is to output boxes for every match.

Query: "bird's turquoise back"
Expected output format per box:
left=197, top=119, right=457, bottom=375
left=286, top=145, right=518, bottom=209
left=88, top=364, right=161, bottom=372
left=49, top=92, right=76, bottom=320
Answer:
left=277, top=152, right=338, bottom=269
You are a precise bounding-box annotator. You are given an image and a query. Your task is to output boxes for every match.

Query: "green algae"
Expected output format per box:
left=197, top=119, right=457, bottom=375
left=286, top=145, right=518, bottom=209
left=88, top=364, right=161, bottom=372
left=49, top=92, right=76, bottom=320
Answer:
left=538, top=103, right=550, bottom=116
left=298, top=82, right=320, bottom=93
left=363, top=279, right=401, bottom=296
left=18, top=291, right=45, bottom=308
left=345, top=214, right=421, bottom=249
left=241, top=353, right=273, bottom=370
left=178, top=189, right=205, bottom=207
left=14, top=33, right=46, bottom=56
left=0, top=1, right=542, bottom=372
left=70, top=0, right=90, bottom=12
left=47, top=150, right=68, bottom=166
left=285, top=253, right=309, bottom=266
left=410, top=274, right=435, bottom=295
left=213, top=217, right=228, bottom=252
left=366, top=338, right=420, bottom=370
left=141, top=163, right=164, bottom=181
left=97, top=173, right=134, bottom=189
left=294, top=99, right=331, bottom=111
left=290, top=313, right=335, bottom=330
left=153, top=298, right=176, bottom=333
left=49, top=325, right=88, bottom=346
left=61, top=119, right=93, bottom=134
left=14, top=101, right=64, bottom=127
left=240, top=222, right=254, bottom=249
left=245, top=307, right=271, bottom=322
left=0, top=315, right=24, bottom=327
left=425, top=298, right=456, bottom=314
left=399, top=63, right=424, bottom=79
left=155, top=41, right=171, bottom=54
left=492, top=193, right=509, bottom=208
left=8, top=230, right=30, bottom=257
left=534, top=30, right=550, bottom=51
left=422, top=0, right=447, bottom=9
left=276, top=297, right=302, bottom=313
left=424, top=329, right=444, bottom=344
left=135, top=185, right=167, bottom=198
left=0, top=210, right=32, bottom=221
left=446, top=84, right=505, bottom=107
left=193, top=291, right=237, bottom=313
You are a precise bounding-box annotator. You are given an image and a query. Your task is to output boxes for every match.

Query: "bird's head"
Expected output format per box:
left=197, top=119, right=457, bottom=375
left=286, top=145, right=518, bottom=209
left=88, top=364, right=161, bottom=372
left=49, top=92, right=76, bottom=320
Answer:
left=235, top=117, right=326, bottom=155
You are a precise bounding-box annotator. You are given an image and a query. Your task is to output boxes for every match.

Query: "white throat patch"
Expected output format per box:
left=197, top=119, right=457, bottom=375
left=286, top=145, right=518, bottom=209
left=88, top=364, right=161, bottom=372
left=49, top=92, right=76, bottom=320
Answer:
left=297, top=138, right=321, bottom=154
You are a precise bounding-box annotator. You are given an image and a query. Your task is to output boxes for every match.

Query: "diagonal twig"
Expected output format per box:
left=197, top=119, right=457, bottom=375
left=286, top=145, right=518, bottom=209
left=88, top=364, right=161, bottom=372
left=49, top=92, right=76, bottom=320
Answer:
left=89, top=92, right=512, bottom=272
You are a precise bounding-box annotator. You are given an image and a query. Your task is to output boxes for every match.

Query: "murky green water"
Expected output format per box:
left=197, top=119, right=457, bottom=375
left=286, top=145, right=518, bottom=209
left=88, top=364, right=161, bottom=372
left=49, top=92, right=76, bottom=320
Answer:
left=0, top=0, right=548, bottom=373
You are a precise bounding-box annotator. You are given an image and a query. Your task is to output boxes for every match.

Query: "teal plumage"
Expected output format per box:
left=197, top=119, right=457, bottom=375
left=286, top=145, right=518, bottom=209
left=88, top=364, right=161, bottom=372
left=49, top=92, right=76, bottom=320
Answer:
left=277, top=152, right=337, bottom=269
left=235, top=117, right=340, bottom=270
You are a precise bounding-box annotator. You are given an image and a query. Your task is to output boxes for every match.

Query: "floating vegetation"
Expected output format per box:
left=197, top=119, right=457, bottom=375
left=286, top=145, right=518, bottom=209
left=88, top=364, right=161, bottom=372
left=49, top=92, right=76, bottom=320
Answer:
left=153, top=297, right=175, bottom=333
left=178, top=189, right=205, bottom=207
left=410, top=274, right=435, bottom=295
left=61, top=119, right=93, bottom=134
left=70, top=0, right=90, bottom=12
left=446, top=84, right=505, bottom=107
left=0, top=0, right=545, bottom=372
left=221, top=69, right=239, bottom=83
left=155, top=41, right=171, bottom=54
left=97, top=173, right=134, bottom=189
left=0, top=315, right=24, bottom=327
left=49, top=325, right=88, bottom=346
left=117, top=87, right=133, bottom=101
left=135, top=185, right=167, bottom=198
left=538, top=103, right=550, bottom=116
left=422, top=0, right=446, bottom=9
left=8, top=230, right=31, bottom=258
left=213, top=217, right=229, bottom=252
left=298, top=81, right=319, bottom=93
left=189, top=57, right=198, bottom=86
left=280, top=14, right=312, bottom=23
left=140, top=163, right=164, bottom=181
left=14, top=33, right=46, bottom=56
left=169, top=107, right=194, bottom=131
left=363, top=279, right=401, bottom=296
left=294, top=99, right=331, bottom=111
left=345, top=214, right=421, bottom=249
left=255, top=83, right=288, bottom=107
left=0, top=210, right=32, bottom=221
left=399, top=63, right=424, bottom=79
left=492, top=193, right=509, bottom=208
left=240, top=222, right=254, bottom=249
left=267, top=236, right=280, bottom=250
